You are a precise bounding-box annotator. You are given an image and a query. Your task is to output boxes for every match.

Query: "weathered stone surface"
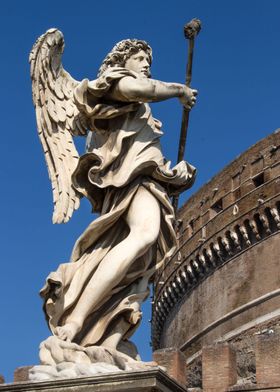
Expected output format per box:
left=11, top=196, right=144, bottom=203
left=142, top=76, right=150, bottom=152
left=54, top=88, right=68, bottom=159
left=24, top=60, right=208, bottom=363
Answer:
left=153, top=348, right=186, bottom=386
left=202, top=343, right=237, bottom=391
left=255, top=329, right=280, bottom=385
left=228, top=384, right=280, bottom=391
left=187, top=389, right=202, bottom=392
left=14, top=366, right=33, bottom=382
left=0, top=369, right=187, bottom=392
left=186, top=356, right=202, bottom=388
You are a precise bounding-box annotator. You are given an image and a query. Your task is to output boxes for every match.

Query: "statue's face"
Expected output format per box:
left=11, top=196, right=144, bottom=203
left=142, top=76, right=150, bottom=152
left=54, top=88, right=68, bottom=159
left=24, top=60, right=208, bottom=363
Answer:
left=124, top=50, right=151, bottom=78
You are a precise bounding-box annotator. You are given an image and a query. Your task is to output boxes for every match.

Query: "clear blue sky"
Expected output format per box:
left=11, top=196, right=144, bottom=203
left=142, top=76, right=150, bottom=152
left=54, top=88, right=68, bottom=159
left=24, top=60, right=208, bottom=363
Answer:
left=0, top=0, right=279, bottom=383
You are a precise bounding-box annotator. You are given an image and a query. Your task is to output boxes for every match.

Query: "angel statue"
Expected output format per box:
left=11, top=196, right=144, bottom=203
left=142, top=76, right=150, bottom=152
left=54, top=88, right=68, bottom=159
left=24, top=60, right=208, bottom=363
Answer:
left=29, top=28, right=197, bottom=379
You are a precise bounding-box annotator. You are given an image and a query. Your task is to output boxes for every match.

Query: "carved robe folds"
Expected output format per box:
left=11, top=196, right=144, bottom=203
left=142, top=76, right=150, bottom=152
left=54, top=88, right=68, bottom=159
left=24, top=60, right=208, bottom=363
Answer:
left=40, top=67, right=196, bottom=352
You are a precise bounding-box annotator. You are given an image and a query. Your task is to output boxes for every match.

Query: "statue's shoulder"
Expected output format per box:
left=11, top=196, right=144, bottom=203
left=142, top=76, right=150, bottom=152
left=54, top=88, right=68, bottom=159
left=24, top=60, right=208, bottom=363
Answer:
left=77, top=67, right=139, bottom=100
left=99, top=67, right=139, bottom=80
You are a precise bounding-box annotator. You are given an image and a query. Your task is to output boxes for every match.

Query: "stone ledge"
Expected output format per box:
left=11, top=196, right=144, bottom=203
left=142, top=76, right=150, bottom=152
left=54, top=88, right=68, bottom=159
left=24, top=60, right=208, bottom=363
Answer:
left=0, top=369, right=187, bottom=392
left=228, top=382, right=280, bottom=391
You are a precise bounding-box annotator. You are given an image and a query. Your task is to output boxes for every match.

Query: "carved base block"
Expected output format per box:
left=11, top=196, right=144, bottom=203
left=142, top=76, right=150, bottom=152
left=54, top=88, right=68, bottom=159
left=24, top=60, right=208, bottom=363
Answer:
left=0, top=369, right=187, bottom=392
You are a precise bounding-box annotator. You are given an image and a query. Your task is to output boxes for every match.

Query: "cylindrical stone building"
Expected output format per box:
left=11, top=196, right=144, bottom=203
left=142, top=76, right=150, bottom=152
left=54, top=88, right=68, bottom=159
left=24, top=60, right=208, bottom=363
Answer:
left=152, top=129, right=280, bottom=388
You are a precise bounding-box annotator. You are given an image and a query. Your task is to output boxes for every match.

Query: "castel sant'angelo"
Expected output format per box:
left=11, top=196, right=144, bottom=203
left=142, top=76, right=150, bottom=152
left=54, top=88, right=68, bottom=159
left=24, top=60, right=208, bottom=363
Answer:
left=152, top=129, right=280, bottom=391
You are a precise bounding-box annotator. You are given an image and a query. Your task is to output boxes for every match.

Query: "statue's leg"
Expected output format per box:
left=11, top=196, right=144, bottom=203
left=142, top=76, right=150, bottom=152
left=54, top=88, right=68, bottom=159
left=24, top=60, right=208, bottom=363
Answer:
left=100, top=316, right=131, bottom=350
left=99, top=275, right=150, bottom=351
left=55, top=186, right=160, bottom=342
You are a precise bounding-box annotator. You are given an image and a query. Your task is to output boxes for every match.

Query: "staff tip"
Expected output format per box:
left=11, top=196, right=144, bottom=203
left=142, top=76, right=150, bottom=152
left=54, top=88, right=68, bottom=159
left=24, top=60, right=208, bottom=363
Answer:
left=184, top=18, right=202, bottom=39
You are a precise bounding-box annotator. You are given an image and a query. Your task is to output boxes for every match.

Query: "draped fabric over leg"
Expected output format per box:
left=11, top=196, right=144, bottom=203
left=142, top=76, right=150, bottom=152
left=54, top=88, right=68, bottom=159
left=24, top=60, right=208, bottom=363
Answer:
left=41, top=177, right=177, bottom=347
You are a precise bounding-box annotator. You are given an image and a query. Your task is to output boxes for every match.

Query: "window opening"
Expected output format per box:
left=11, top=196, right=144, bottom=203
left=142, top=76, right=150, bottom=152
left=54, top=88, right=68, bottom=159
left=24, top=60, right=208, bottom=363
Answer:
left=211, top=198, right=223, bottom=214
left=252, top=172, right=264, bottom=188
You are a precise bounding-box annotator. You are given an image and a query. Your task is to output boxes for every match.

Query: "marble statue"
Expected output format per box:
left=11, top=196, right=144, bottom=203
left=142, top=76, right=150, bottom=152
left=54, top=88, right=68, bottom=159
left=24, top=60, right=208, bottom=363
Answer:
left=29, top=28, right=197, bottom=380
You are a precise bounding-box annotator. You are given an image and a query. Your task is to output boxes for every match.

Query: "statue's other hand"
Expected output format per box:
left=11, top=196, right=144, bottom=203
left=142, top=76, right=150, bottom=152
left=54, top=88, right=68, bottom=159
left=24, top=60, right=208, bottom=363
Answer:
left=179, top=86, right=198, bottom=110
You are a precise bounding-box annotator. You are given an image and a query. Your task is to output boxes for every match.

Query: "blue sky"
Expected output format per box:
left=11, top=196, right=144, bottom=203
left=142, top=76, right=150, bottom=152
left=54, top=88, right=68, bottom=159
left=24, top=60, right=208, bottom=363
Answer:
left=0, top=0, right=279, bottom=382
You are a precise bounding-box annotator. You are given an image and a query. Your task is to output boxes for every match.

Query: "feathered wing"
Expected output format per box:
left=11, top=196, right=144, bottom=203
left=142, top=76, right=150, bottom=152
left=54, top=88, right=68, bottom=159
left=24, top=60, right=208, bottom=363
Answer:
left=30, top=29, right=87, bottom=223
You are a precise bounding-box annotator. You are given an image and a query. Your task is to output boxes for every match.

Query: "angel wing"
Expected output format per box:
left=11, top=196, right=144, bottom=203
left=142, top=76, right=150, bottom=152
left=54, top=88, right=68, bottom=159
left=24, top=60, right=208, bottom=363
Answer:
left=30, top=29, right=87, bottom=224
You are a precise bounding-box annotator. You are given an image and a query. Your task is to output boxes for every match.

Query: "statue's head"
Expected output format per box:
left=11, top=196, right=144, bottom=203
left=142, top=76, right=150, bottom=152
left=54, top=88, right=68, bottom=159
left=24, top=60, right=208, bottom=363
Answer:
left=98, top=39, right=152, bottom=77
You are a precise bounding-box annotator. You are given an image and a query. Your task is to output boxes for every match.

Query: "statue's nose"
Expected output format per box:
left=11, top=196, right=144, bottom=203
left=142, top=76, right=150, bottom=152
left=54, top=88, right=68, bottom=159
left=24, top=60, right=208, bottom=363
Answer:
left=143, top=59, right=149, bottom=67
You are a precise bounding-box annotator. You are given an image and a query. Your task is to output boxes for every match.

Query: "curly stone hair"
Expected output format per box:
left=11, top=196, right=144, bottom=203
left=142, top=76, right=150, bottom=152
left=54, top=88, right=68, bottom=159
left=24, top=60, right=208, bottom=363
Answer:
left=98, top=39, right=152, bottom=77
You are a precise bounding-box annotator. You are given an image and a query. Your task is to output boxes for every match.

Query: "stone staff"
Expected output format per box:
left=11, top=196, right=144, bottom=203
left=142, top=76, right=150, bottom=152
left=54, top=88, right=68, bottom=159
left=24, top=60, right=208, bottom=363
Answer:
left=172, top=18, right=201, bottom=213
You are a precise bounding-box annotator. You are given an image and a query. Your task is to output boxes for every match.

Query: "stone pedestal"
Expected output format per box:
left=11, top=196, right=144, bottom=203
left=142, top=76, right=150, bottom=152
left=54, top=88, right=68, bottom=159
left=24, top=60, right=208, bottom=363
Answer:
left=0, top=369, right=187, bottom=392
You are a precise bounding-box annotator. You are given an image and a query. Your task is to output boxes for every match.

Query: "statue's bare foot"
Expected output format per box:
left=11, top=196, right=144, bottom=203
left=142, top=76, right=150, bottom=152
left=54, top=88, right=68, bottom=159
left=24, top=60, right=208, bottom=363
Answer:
left=55, top=321, right=81, bottom=342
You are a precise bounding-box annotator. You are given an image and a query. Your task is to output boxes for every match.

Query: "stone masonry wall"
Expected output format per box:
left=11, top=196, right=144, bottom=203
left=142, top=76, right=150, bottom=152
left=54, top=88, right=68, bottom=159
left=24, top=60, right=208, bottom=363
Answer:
left=152, top=129, right=280, bottom=389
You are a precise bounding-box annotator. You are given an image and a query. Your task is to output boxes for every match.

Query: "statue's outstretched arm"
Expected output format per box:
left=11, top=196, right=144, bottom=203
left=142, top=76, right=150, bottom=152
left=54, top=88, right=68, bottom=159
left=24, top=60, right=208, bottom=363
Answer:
left=30, top=29, right=88, bottom=223
left=107, top=76, right=197, bottom=110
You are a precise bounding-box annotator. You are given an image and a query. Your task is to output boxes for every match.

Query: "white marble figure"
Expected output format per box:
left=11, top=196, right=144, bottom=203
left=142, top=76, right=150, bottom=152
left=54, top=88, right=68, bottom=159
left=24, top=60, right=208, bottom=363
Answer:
left=29, top=29, right=197, bottom=379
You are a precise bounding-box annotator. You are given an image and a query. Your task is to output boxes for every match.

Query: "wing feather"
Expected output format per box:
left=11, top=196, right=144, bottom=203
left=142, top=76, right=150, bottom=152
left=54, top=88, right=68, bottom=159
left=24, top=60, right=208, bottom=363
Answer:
left=30, top=29, right=87, bottom=223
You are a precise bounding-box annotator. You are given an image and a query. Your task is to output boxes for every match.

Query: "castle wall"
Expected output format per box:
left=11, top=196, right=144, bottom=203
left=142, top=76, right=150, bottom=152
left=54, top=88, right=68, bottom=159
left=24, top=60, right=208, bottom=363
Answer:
left=152, top=129, right=280, bottom=386
left=161, top=234, right=280, bottom=357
